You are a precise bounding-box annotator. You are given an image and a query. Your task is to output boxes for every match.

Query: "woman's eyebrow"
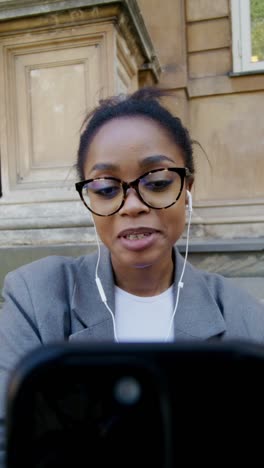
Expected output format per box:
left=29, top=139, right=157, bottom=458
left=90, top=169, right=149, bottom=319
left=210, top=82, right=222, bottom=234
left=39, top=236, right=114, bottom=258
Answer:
left=139, top=155, right=175, bottom=167
left=91, top=162, right=120, bottom=172
left=91, top=155, right=174, bottom=172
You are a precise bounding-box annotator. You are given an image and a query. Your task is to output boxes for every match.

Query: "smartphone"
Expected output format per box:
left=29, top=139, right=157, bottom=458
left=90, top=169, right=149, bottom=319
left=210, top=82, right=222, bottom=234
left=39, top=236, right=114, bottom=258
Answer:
left=6, top=343, right=171, bottom=468
left=6, top=341, right=264, bottom=467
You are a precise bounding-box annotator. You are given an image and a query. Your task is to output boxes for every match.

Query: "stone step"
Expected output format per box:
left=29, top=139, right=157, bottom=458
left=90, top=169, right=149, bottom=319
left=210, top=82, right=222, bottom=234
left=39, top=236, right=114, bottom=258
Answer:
left=1, top=240, right=263, bottom=308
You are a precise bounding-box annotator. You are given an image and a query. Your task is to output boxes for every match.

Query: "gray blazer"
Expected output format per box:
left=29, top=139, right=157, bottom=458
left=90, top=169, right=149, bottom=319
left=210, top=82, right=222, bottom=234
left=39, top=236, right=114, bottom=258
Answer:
left=0, top=246, right=264, bottom=466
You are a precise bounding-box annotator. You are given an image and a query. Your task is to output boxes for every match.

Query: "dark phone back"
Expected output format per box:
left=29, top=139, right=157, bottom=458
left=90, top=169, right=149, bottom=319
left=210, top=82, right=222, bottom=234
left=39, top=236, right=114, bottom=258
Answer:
left=6, top=341, right=264, bottom=467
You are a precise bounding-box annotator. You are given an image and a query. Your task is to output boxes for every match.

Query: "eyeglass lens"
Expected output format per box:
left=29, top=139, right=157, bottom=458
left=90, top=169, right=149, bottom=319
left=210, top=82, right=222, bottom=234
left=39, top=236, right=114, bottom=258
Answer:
left=81, top=169, right=183, bottom=216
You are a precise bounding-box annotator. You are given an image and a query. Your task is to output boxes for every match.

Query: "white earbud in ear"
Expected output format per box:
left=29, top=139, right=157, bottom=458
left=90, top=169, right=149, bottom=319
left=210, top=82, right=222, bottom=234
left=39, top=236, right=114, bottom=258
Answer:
left=186, top=190, right=192, bottom=213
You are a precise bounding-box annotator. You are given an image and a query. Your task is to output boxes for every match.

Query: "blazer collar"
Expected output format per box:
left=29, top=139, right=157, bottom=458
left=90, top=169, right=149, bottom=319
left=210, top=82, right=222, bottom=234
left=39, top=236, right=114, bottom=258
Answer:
left=172, top=248, right=226, bottom=341
left=70, top=246, right=226, bottom=342
left=70, top=245, right=116, bottom=342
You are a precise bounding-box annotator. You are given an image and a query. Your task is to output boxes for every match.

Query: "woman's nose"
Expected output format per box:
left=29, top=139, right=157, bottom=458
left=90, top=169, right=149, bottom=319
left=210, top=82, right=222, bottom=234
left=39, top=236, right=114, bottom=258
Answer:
left=118, top=188, right=150, bottom=216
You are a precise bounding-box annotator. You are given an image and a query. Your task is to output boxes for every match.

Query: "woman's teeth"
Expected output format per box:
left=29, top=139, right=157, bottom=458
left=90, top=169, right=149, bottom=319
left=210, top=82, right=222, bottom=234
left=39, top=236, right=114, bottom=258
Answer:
left=125, top=233, right=151, bottom=240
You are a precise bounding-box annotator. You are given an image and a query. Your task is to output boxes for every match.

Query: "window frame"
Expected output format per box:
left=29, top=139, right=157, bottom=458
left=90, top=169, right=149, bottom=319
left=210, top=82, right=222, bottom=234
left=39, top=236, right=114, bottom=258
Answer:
left=231, top=0, right=264, bottom=73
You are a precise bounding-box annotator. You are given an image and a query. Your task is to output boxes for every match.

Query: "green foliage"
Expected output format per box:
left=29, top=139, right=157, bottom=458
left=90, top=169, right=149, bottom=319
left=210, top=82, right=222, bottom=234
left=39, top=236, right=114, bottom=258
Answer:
left=250, top=0, right=264, bottom=61
left=250, top=0, right=264, bottom=19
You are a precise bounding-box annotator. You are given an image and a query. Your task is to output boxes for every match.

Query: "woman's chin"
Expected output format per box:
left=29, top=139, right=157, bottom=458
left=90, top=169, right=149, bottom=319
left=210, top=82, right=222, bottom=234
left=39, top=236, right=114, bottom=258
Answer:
left=110, top=237, right=173, bottom=271
left=134, top=262, right=153, bottom=269
left=113, top=248, right=165, bottom=271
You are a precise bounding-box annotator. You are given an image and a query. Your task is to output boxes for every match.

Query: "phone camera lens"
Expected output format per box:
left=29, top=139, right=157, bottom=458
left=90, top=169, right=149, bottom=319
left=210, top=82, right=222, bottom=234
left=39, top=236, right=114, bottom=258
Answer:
left=114, top=377, right=141, bottom=405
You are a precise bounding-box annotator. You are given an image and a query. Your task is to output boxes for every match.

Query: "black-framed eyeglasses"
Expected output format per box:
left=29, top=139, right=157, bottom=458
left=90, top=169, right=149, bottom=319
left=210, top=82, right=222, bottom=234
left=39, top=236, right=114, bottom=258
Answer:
left=75, top=167, right=191, bottom=217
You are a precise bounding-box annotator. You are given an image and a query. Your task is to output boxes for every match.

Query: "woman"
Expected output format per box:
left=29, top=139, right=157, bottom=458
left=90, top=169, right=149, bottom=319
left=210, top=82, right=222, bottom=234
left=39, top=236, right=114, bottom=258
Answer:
left=0, top=88, right=264, bottom=465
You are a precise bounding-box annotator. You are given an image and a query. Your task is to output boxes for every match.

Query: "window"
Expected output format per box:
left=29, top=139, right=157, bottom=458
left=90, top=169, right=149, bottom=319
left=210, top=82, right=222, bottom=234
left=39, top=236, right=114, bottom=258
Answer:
left=231, top=0, right=264, bottom=73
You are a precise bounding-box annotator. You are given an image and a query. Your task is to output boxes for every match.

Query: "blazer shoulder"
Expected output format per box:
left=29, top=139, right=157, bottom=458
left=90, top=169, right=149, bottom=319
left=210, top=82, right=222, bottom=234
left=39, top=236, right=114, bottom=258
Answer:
left=192, top=266, right=260, bottom=306
left=200, top=269, right=260, bottom=303
left=195, top=267, right=264, bottom=334
left=1, top=252, right=99, bottom=338
left=5, top=252, right=97, bottom=284
left=2, top=252, right=99, bottom=308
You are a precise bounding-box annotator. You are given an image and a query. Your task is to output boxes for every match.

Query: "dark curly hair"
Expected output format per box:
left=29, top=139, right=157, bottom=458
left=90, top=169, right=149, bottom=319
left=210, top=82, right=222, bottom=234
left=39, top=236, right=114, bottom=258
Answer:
left=77, top=87, right=195, bottom=181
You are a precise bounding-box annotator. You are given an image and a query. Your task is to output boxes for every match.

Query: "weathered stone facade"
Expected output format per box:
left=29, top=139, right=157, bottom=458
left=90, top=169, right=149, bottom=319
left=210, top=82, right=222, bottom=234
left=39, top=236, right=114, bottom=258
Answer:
left=0, top=0, right=263, bottom=303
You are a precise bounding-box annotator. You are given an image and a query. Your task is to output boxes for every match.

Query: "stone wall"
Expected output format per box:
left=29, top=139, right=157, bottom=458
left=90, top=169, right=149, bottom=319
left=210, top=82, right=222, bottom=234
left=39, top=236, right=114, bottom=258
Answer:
left=136, top=0, right=264, bottom=299
left=0, top=0, right=263, bottom=303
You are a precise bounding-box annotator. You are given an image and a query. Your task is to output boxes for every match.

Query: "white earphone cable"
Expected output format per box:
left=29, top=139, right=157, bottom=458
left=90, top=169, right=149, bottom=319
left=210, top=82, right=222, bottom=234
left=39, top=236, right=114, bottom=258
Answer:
left=164, top=196, right=192, bottom=341
left=92, top=216, right=119, bottom=342
left=92, top=190, right=192, bottom=343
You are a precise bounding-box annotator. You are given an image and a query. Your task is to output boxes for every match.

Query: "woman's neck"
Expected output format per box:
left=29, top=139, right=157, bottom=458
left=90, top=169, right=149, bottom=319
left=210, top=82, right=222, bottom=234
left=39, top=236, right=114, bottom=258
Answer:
left=111, top=252, right=174, bottom=297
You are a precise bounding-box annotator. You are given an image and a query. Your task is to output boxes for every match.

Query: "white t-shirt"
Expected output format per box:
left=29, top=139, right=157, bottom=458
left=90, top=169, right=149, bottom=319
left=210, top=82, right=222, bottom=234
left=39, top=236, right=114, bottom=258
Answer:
left=115, top=285, right=174, bottom=342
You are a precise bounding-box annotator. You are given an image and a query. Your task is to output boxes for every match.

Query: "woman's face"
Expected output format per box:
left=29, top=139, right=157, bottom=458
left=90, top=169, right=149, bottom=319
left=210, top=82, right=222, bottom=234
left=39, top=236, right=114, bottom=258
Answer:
left=83, top=116, right=191, bottom=270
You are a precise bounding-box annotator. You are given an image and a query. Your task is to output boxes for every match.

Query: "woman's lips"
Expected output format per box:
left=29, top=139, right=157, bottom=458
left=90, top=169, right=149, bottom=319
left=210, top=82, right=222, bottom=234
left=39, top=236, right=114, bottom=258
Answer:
left=117, top=228, right=160, bottom=251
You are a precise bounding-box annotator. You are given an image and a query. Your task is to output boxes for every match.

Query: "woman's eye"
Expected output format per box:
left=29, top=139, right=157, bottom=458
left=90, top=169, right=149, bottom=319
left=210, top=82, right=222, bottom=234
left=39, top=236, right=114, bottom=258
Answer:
left=93, top=186, right=120, bottom=199
left=144, top=179, right=172, bottom=192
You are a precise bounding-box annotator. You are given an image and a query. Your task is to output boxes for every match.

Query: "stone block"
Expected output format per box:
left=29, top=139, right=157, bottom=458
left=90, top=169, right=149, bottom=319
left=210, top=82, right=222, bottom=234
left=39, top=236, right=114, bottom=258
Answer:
left=187, top=18, right=230, bottom=52
left=186, top=0, right=229, bottom=22
left=188, top=48, right=231, bottom=79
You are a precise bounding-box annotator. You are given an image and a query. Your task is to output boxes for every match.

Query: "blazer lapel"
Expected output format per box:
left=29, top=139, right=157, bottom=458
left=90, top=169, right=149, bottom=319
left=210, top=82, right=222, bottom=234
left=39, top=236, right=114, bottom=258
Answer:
left=70, top=246, right=116, bottom=342
left=172, top=248, right=226, bottom=341
left=69, top=245, right=226, bottom=343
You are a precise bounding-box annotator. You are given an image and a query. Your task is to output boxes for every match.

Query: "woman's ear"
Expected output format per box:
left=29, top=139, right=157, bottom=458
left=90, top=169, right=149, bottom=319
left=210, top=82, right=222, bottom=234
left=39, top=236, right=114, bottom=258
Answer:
left=187, top=177, right=194, bottom=192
